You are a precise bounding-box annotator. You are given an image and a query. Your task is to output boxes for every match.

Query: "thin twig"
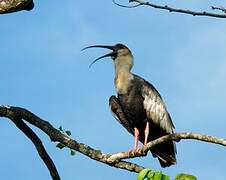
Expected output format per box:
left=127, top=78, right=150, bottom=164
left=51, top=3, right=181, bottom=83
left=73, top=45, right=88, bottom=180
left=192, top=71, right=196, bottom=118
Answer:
left=112, top=0, right=141, bottom=8
left=114, top=0, right=226, bottom=18
left=211, top=6, right=226, bottom=13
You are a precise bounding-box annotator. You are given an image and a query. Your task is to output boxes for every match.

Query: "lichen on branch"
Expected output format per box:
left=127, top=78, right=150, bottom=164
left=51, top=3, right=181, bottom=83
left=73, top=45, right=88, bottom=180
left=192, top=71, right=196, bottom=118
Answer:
left=0, top=0, right=34, bottom=14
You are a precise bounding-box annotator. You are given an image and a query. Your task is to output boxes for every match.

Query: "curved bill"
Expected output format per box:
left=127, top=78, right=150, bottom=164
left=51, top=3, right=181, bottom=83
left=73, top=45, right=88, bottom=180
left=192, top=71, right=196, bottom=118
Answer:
left=89, top=51, right=117, bottom=68
left=82, top=44, right=117, bottom=68
left=81, top=45, right=115, bottom=51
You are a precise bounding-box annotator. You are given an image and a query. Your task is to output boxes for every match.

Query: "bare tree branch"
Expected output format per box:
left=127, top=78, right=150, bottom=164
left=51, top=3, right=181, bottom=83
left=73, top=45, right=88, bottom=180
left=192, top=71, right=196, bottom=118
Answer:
left=8, top=115, right=60, bottom=180
left=108, top=132, right=226, bottom=161
left=112, top=0, right=141, bottom=8
left=211, top=6, right=226, bottom=13
left=113, top=0, right=226, bottom=18
left=1, top=105, right=226, bottom=177
left=0, top=105, right=144, bottom=174
left=0, top=0, right=34, bottom=14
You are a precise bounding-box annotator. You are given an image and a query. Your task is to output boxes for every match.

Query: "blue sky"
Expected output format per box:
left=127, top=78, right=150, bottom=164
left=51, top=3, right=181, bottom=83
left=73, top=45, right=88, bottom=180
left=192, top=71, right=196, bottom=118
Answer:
left=1, top=1, right=226, bottom=179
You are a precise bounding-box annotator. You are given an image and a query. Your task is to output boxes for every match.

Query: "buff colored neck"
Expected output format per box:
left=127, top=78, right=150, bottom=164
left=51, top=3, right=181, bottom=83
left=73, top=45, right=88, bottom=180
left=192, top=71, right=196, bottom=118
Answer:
left=114, top=56, right=134, bottom=94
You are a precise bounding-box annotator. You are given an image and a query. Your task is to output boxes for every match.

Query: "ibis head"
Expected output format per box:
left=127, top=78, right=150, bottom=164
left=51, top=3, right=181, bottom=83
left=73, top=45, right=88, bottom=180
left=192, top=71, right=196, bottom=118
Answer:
left=82, top=43, right=133, bottom=71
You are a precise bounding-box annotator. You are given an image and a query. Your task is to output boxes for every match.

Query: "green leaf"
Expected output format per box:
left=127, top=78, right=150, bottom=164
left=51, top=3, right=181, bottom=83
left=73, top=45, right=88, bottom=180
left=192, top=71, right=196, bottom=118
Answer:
left=138, top=169, right=170, bottom=180
left=147, top=171, right=155, bottom=179
left=162, top=174, right=170, bottom=180
left=65, top=130, right=72, bottom=136
left=153, top=172, right=162, bottom=180
left=175, top=173, right=197, bottom=180
left=59, top=126, right=63, bottom=131
left=137, top=169, right=151, bottom=180
left=70, top=149, right=76, bottom=156
left=56, top=142, right=66, bottom=149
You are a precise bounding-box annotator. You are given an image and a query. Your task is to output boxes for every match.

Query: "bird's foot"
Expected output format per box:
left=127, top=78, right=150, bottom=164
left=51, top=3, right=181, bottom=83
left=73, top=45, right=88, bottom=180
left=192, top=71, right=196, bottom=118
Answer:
left=127, top=147, right=145, bottom=156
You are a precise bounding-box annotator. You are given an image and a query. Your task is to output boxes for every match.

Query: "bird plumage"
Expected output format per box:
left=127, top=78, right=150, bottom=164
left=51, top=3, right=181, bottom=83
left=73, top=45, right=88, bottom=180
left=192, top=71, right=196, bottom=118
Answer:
left=83, top=43, right=176, bottom=167
left=111, top=74, right=176, bottom=167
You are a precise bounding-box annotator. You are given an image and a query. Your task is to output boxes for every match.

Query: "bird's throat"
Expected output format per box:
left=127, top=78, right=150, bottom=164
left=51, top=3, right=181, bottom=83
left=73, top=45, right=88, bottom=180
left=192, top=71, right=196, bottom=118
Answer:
left=115, top=70, right=133, bottom=94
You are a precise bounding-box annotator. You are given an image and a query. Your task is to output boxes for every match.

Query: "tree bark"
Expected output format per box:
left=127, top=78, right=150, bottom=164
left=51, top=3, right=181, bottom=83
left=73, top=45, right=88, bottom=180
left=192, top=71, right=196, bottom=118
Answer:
left=0, top=0, right=34, bottom=14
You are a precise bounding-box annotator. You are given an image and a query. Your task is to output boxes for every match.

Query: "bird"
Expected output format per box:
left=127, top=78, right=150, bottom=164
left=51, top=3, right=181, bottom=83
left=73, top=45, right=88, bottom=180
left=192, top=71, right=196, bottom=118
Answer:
left=82, top=43, right=176, bottom=167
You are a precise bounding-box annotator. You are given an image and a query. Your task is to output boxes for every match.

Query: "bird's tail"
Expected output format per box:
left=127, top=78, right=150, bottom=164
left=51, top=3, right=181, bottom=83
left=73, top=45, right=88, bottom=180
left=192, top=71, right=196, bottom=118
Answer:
left=151, top=140, right=176, bottom=167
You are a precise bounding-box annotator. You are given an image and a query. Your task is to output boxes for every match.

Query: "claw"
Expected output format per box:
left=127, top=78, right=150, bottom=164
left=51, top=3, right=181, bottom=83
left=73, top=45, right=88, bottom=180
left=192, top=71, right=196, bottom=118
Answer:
left=127, top=146, right=145, bottom=156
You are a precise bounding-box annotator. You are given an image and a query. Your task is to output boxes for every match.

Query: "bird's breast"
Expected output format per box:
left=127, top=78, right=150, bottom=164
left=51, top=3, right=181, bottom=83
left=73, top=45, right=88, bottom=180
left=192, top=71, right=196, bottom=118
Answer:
left=117, top=83, right=147, bottom=128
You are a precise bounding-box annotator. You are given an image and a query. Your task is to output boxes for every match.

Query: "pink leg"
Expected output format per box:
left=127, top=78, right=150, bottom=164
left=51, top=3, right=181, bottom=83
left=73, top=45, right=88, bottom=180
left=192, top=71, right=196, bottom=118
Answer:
left=134, top=127, right=139, bottom=149
left=127, top=128, right=140, bottom=155
left=128, top=125, right=149, bottom=155
left=144, top=122, right=149, bottom=145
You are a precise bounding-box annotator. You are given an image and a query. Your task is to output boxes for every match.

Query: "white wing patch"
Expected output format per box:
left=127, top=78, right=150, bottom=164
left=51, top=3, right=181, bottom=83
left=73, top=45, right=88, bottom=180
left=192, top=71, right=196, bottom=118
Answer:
left=142, top=85, right=174, bottom=133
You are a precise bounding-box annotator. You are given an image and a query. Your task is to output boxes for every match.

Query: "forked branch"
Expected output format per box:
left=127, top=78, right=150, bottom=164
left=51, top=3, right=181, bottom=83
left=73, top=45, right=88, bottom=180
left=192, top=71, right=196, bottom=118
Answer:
left=0, top=105, right=144, bottom=175
left=1, top=105, right=226, bottom=178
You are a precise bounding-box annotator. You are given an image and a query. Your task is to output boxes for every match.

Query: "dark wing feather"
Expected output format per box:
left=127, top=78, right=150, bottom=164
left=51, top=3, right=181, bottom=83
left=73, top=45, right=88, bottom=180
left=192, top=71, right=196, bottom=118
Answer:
left=109, top=95, right=133, bottom=134
left=141, top=80, right=176, bottom=167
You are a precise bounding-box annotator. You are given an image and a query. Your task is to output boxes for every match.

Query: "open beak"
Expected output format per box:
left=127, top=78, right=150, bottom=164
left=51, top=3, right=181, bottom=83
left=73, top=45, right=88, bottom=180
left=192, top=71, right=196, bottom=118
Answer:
left=82, top=45, right=117, bottom=68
